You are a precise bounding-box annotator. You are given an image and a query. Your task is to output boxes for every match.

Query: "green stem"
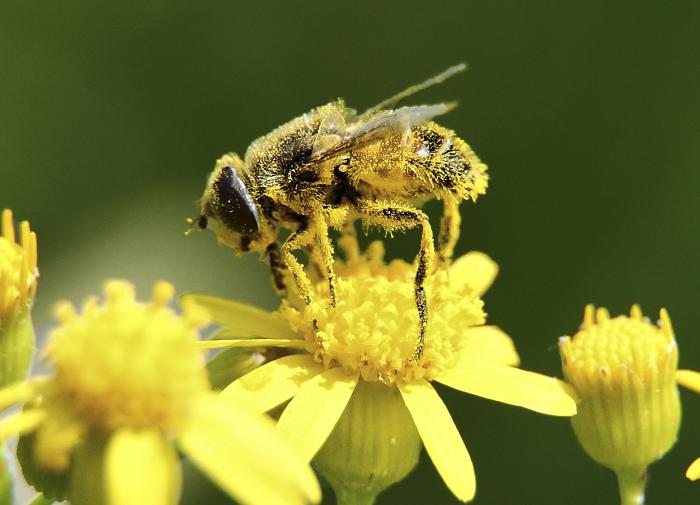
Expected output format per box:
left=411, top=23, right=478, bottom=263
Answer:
left=616, top=467, right=647, bottom=505
left=25, top=495, right=53, bottom=505
left=335, top=486, right=377, bottom=505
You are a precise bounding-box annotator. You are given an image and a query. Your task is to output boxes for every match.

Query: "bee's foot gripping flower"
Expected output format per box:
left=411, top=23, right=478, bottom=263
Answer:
left=0, top=209, right=38, bottom=388
left=187, top=239, right=577, bottom=504
left=559, top=305, right=680, bottom=505
left=0, top=280, right=320, bottom=505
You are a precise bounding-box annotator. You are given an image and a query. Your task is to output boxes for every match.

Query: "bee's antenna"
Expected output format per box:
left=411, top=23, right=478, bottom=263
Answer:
left=185, top=215, right=207, bottom=236
left=360, top=63, right=468, bottom=118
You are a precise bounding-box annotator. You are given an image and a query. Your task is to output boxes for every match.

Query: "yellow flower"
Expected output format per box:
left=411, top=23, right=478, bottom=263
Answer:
left=674, top=370, right=700, bottom=480
left=0, top=209, right=38, bottom=387
left=559, top=305, right=681, bottom=505
left=0, top=280, right=320, bottom=505
left=186, top=239, right=576, bottom=503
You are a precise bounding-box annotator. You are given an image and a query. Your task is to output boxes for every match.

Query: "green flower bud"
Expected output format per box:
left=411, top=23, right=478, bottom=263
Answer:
left=559, top=305, right=680, bottom=505
left=313, top=380, right=421, bottom=505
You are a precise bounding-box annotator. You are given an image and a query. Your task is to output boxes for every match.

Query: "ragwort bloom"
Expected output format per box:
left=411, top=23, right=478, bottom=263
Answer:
left=186, top=239, right=577, bottom=503
left=559, top=305, right=681, bottom=505
left=0, top=280, right=319, bottom=505
left=0, top=209, right=38, bottom=387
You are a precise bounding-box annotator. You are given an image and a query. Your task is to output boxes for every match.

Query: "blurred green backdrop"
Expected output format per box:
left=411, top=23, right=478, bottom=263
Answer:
left=2, top=1, right=699, bottom=503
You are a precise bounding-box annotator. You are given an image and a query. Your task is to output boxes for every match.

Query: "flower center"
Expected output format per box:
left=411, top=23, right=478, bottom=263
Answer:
left=45, top=280, right=208, bottom=432
left=279, top=242, right=485, bottom=384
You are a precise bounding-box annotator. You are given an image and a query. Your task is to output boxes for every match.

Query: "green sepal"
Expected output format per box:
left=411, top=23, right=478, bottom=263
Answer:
left=0, top=443, right=15, bottom=505
left=206, top=347, right=263, bottom=390
left=0, top=308, right=35, bottom=388
left=16, top=430, right=70, bottom=502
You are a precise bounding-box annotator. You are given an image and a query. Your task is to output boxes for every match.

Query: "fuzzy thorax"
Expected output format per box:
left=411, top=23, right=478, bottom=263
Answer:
left=559, top=305, right=680, bottom=472
left=45, top=280, right=209, bottom=434
left=279, top=241, right=485, bottom=384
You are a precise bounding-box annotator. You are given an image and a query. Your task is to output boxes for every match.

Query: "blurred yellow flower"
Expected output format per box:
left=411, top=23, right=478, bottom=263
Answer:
left=560, top=305, right=681, bottom=505
left=186, top=239, right=576, bottom=503
left=0, top=280, right=320, bottom=505
left=0, top=208, right=38, bottom=387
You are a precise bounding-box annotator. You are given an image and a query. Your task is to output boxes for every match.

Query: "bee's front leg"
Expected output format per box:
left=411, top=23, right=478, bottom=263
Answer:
left=312, top=213, right=337, bottom=308
left=281, top=223, right=315, bottom=306
left=353, top=200, right=434, bottom=362
left=436, top=195, right=461, bottom=268
left=265, top=241, right=290, bottom=295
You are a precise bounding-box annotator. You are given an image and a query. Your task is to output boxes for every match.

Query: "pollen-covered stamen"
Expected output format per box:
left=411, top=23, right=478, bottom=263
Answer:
left=279, top=240, right=485, bottom=384
left=0, top=209, right=38, bottom=320
left=45, top=280, right=209, bottom=433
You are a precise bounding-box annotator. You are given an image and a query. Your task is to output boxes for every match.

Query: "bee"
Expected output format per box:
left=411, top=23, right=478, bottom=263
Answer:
left=190, top=64, right=488, bottom=361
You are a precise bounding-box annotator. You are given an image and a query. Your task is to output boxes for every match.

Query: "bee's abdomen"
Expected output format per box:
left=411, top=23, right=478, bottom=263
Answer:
left=410, top=123, right=488, bottom=201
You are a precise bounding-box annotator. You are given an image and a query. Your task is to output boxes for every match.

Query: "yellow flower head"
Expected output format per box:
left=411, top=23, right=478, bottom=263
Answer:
left=0, top=209, right=38, bottom=321
left=187, top=238, right=576, bottom=503
left=282, top=241, right=485, bottom=384
left=46, top=280, right=207, bottom=433
left=0, top=280, right=320, bottom=505
left=559, top=305, right=680, bottom=505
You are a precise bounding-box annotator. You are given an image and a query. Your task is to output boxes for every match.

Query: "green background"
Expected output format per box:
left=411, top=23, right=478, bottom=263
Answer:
left=2, top=1, right=699, bottom=503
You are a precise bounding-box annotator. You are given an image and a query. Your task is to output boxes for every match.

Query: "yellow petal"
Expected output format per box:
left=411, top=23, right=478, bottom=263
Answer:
left=106, top=429, right=180, bottom=505
left=277, top=367, right=359, bottom=462
left=460, top=326, right=520, bottom=366
left=676, top=369, right=700, bottom=394
left=450, top=251, right=498, bottom=296
left=178, top=394, right=321, bottom=505
left=0, top=409, right=45, bottom=443
left=686, top=457, right=700, bottom=480
left=398, top=380, right=475, bottom=502
left=180, top=294, right=295, bottom=338
left=223, top=354, right=325, bottom=413
left=435, top=360, right=577, bottom=416
left=199, top=338, right=307, bottom=350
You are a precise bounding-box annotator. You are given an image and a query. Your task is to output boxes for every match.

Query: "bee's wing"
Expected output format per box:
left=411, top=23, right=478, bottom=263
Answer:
left=308, top=103, right=455, bottom=164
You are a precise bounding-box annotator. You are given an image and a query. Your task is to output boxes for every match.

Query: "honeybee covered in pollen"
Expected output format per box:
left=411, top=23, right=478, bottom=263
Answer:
left=190, top=64, right=488, bottom=361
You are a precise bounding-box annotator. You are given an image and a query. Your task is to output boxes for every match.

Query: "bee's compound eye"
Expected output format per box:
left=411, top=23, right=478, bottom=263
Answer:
left=212, top=166, right=260, bottom=235
left=197, top=215, right=208, bottom=229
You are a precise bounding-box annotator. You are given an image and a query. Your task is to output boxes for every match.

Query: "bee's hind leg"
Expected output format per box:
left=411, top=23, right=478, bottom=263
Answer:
left=354, top=200, right=434, bottom=362
left=436, top=195, right=461, bottom=268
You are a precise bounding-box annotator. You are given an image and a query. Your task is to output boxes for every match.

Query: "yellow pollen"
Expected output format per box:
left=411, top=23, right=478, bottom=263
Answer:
left=0, top=209, right=38, bottom=320
left=44, top=280, right=208, bottom=432
left=279, top=242, right=485, bottom=384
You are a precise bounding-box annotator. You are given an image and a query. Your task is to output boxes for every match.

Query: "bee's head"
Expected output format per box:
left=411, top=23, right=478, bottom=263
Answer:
left=194, top=153, right=265, bottom=253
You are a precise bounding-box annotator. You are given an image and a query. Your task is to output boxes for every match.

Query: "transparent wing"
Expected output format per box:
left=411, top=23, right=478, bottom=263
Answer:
left=307, top=103, right=456, bottom=164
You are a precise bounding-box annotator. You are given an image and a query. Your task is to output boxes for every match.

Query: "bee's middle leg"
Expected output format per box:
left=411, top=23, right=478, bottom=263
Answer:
left=265, top=241, right=290, bottom=295
left=436, top=195, right=461, bottom=268
left=355, top=200, right=434, bottom=362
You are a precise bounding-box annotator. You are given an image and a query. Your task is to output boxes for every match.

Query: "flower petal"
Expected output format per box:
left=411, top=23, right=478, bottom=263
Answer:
left=686, top=457, right=700, bottom=480
left=398, top=380, right=475, bottom=502
left=106, top=428, right=179, bottom=505
left=277, top=367, right=359, bottom=462
left=0, top=409, right=45, bottom=443
left=450, top=251, right=498, bottom=296
left=435, top=360, right=577, bottom=416
left=180, top=294, right=295, bottom=338
left=223, top=354, right=325, bottom=413
left=178, top=394, right=320, bottom=505
left=460, top=326, right=520, bottom=366
left=199, top=338, right=307, bottom=350
left=676, top=369, right=700, bottom=394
